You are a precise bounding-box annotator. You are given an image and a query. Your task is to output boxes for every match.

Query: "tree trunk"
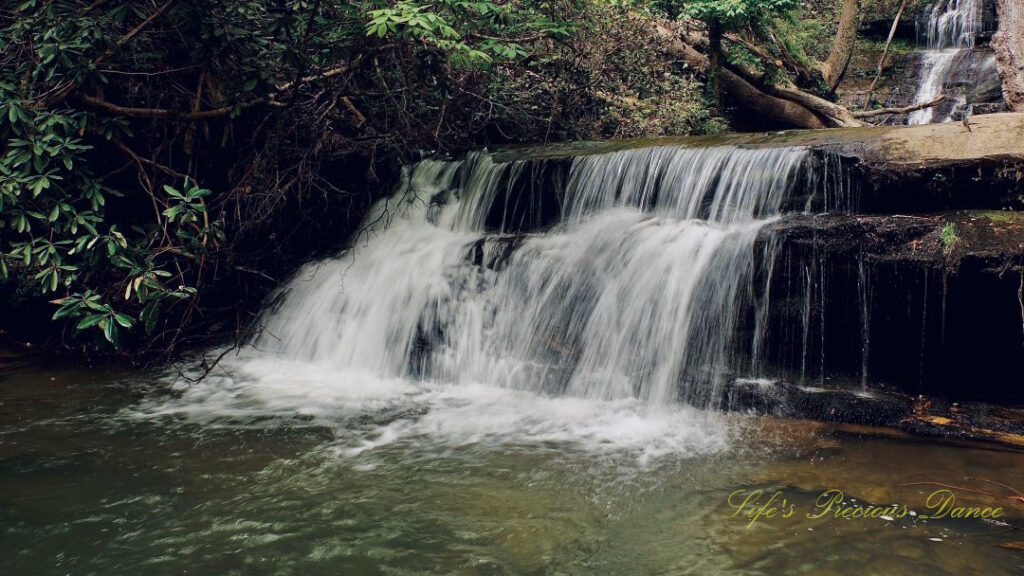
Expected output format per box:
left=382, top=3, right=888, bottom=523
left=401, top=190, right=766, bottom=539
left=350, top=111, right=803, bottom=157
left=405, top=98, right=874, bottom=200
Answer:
left=654, top=23, right=829, bottom=128
left=821, top=0, right=861, bottom=92
left=707, top=19, right=723, bottom=108
left=719, top=69, right=828, bottom=129
left=993, top=0, right=1024, bottom=111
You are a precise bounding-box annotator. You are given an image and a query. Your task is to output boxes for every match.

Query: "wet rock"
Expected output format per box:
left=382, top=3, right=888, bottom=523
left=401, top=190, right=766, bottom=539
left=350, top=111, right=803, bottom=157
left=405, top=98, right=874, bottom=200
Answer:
left=760, top=211, right=1024, bottom=272
left=722, top=376, right=1024, bottom=448
left=723, top=378, right=913, bottom=427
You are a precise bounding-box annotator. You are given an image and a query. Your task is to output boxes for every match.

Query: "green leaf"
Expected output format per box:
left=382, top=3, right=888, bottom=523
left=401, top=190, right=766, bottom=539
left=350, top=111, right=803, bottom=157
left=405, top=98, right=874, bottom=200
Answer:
left=84, top=298, right=107, bottom=312
left=141, top=301, right=160, bottom=334
left=102, top=318, right=122, bottom=348
left=52, top=303, right=78, bottom=320
left=76, top=314, right=104, bottom=330
left=163, top=185, right=183, bottom=199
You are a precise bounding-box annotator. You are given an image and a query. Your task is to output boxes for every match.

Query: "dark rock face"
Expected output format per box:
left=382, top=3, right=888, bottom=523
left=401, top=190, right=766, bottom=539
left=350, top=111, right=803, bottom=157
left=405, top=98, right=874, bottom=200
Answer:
left=858, top=18, right=918, bottom=43
left=755, top=212, right=1024, bottom=403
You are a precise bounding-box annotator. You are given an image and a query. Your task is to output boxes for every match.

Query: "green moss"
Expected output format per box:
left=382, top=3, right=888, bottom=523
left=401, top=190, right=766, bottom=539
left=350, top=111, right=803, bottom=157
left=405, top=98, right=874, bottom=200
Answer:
left=980, top=211, right=1024, bottom=223
left=953, top=210, right=1024, bottom=223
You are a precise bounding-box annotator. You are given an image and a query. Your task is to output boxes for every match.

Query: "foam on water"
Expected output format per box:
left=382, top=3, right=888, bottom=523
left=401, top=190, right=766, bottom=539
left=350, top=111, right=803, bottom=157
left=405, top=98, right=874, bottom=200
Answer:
left=140, top=356, right=731, bottom=465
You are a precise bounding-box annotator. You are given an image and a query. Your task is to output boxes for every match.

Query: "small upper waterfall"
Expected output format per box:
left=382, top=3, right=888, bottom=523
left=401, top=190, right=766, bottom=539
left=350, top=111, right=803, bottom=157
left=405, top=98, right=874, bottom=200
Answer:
left=923, top=0, right=980, bottom=49
left=907, top=0, right=997, bottom=124
left=253, top=145, right=839, bottom=408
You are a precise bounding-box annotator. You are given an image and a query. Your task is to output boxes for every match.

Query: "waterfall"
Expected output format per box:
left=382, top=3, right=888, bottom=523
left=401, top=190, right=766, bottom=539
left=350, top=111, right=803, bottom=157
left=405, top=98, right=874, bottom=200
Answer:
left=252, top=146, right=836, bottom=408
left=907, top=0, right=988, bottom=125
left=923, top=0, right=980, bottom=50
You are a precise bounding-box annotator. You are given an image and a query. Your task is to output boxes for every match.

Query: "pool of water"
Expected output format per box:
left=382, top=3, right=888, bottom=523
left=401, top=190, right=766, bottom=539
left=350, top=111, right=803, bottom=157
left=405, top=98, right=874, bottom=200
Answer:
left=1, top=344, right=1022, bottom=575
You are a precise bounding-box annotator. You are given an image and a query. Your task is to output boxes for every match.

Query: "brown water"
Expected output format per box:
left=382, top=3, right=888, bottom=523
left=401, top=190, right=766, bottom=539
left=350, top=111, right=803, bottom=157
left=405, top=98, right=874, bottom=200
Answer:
left=1, top=344, right=1022, bottom=575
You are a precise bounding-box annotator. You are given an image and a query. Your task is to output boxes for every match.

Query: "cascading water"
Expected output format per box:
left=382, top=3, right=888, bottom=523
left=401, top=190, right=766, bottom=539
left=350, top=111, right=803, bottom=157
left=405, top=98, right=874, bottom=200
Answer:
left=923, top=0, right=981, bottom=48
left=907, top=0, right=996, bottom=124
left=252, top=146, right=828, bottom=408
left=149, top=143, right=851, bottom=460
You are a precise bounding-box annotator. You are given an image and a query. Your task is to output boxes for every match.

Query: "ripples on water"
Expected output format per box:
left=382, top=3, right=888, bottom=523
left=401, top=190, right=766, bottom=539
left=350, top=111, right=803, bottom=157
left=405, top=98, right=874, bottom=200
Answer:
left=0, top=351, right=1021, bottom=576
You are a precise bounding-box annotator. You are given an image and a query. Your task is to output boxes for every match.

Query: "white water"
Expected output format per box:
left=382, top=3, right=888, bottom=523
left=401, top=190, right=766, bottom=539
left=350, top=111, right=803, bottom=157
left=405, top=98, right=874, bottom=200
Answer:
left=908, top=0, right=983, bottom=125
left=923, top=0, right=981, bottom=50
left=148, top=145, right=828, bottom=460
left=147, top=357, right=731, bottom=465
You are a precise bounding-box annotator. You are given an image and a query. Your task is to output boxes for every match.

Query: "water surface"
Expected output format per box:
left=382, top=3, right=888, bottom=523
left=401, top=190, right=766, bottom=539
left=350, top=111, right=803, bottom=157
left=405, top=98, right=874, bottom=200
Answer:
left=2, top=345, right=1021, bottom=575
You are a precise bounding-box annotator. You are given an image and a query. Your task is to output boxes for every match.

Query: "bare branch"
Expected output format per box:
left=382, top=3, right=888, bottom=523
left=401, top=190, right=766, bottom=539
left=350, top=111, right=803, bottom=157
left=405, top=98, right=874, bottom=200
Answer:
left=82, top=0, right=109, bottom=13
left=867, top=0, right=909, bottom=101
left=852, top=95, right=945, bottom=118
left=275, top=57, right=362, bottom=92
left=116, top=0, right=176, bottom=48
left=79, top=93, right=266, bottom=119
left=342, top=96, right=366, bottom=125
left=111, top=139, right=188, bottom=179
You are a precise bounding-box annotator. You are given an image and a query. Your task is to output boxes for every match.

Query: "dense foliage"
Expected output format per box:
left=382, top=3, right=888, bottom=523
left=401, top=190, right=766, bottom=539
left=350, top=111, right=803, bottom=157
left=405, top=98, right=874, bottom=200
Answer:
left=0, top=0, right=723, bottom=354
left=684, top=0, right=801, bottom=28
